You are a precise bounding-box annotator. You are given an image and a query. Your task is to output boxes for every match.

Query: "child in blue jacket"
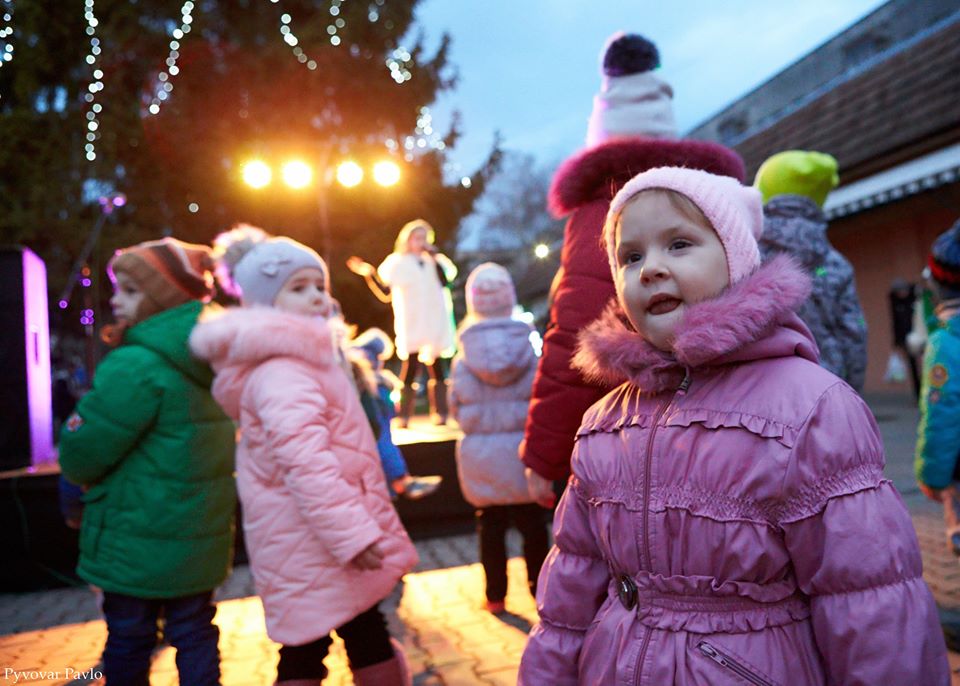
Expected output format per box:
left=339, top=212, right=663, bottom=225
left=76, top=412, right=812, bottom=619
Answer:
left=350, top=328, right=442, bottom=500
left=915, top=219, right=960, bottom=555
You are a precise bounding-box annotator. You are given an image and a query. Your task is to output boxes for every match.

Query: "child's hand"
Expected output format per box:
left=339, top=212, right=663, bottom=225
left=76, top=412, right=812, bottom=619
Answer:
left=351, top=542, right=385, bottom=570
left=346, top=256, right=375, bottom=277
left=919, top=482, right=945, bottom=502
left=525, top=468, right=556, bottom=509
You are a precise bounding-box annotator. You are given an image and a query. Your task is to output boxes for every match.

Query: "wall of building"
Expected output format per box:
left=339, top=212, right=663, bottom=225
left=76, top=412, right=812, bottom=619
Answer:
left=829, top=183, right=960, bottom=393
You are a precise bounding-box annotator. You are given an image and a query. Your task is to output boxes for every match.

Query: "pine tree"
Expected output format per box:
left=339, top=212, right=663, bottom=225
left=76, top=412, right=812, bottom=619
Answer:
left=0, top=0, right=500, bottom=336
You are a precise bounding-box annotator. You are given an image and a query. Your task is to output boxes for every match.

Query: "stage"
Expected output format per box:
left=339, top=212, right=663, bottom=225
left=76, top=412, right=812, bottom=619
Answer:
left=0, top=417, right=473, bottom=592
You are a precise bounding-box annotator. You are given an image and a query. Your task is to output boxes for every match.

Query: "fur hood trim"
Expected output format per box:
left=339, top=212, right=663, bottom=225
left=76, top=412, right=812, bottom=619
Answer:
left=548, top=137, right=745, bottom=217
left=189, top=306, right=335, bottom=371
left=573, top=254, right=815, bottom=393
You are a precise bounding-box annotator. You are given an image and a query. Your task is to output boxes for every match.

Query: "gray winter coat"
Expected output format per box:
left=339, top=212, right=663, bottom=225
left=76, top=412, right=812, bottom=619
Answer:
left=449, top=317, right=537, bottom=508
left=759, top=195, right=867, bottom=390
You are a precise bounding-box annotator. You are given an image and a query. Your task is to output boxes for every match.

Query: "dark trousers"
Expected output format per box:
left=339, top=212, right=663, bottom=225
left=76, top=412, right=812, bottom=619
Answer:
left=896, top=344, right=922, bottom=401
left=399, top=356, right=446, bottom=390
left=276, top=603, right=394, bottom=680
left=399, top=356, right=447, bottom=421
left=101, top=590, right=220, bottom=686
left=476, top=503, right=549, bottom=602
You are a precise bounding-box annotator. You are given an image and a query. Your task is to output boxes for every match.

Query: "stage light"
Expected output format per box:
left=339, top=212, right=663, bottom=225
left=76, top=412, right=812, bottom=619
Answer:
left=282, top=160, right=313, bottom=189
left=242, top=160, right=272, bottom=189
left=373, top=160, right=401, bottom=187
left=336, top=160, right=363, bottom=187
left=534, top=243, right=550, bottom=259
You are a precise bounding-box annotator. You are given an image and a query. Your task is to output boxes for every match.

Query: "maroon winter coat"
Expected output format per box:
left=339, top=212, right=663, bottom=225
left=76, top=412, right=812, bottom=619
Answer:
left=520, top=137, right=746, bottom=481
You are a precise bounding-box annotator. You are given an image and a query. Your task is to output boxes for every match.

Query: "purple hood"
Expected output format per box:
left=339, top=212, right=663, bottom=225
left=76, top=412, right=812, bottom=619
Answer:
left=457, top=317, right=536, bottom=387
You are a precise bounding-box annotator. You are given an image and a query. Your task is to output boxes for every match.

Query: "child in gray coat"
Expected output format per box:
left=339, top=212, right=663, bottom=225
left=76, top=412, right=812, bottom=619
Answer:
left=449, top=263, right=549, bottom=614
left=755, top=150, right=867, bottom=390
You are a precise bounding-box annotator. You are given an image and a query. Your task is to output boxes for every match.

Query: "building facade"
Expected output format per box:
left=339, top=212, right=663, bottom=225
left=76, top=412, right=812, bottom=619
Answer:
left=689, top=0, right=960, bottom=392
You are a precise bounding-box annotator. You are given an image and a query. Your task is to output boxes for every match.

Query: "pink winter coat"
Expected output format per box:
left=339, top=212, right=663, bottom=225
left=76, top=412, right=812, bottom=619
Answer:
left=189, top=307, right=417, bottom=646
left=519, top=256, right=948, bottom=685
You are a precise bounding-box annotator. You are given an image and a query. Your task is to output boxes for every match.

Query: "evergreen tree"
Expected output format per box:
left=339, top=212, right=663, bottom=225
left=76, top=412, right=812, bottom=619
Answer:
left=0, top=0, right=499, bottom=336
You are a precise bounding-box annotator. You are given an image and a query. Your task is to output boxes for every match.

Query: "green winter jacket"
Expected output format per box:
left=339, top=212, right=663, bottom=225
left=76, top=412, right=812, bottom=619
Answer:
left=59, top=301, right=236, bottom=598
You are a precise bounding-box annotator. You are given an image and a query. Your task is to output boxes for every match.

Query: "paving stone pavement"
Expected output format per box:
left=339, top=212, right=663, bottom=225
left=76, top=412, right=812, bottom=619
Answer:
left=0, top=532, right=536, bottom=685
left=5, top=393, right=960, bottom=684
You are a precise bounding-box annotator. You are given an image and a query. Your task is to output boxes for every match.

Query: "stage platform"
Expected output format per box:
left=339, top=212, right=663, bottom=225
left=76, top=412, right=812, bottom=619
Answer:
left=1, top=416, right=473, bottom=592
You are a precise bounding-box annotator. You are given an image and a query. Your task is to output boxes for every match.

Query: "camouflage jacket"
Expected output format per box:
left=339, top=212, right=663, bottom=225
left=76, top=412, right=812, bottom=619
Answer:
left=759, top=195, right=868, bottom=391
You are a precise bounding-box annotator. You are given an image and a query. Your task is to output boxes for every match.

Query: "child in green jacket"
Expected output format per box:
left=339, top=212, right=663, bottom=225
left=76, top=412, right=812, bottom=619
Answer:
left=59, top=238, right=236, bottom=686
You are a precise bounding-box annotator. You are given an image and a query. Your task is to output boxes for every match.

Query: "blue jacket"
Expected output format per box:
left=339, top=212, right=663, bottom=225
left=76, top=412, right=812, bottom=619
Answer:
left=372, top=383, right=407, bottom=484
left=915, top=312, right=960, bottom=488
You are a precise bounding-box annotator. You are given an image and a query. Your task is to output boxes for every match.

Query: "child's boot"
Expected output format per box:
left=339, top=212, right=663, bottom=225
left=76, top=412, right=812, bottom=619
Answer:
left=401, top=474, right=443, bottom=500
left=396, top=384, right=416, bottom=428
left=428, top=379, right=448, bottom=425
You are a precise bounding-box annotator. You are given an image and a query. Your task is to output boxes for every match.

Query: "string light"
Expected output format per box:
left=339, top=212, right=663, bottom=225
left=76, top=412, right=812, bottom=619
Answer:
left=80, top=267, right=94, bottom=328
left=280, top=11, right=318, bottom=71
left=82, top=0, right=102, bottom=162
left=146, top=1, right=193, bottom=116
left=386, top=46, right=412, bottom=84
left=273, top=1, right=412, bottom=87
left=400, top=107, right=444, bottom=161
left=326, top=0, right=345, bottom=47
left=0, top=1, right=13, bottom=103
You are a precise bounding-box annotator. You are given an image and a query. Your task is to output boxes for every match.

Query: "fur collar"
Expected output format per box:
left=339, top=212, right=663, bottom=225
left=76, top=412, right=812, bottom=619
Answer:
left=548, top=137, right=745, bottom=217
left=572, top=254, right=817, bottom=394
left=189, top=306, right=335, bottom=372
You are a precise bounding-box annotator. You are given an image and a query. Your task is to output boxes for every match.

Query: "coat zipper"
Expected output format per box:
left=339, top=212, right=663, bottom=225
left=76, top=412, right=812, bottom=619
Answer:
left=641, top=400, right=667, bottom=572
left=697, top=642, right=775, bottom=686
left=633, top=369, right=690, bottom=685
left=641, top=369, right=689, bottom=577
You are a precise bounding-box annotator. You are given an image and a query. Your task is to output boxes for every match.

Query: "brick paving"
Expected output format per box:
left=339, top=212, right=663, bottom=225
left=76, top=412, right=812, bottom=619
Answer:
left=0, top=533, right=537, bottom=685
left=4, top=394, right=960, bottom=684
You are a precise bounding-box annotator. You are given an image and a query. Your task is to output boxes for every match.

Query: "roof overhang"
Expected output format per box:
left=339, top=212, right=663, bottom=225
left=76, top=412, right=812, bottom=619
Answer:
left=824, top=142, right=960, bottom=219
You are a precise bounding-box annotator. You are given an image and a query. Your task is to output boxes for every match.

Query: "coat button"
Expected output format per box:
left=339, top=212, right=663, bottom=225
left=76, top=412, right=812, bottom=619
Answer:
left=616, top=574, right=637, bottom=610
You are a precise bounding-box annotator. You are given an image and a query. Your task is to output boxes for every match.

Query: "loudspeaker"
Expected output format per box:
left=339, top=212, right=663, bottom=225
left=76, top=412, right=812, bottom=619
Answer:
left=0, top=247, right=54, bottom=470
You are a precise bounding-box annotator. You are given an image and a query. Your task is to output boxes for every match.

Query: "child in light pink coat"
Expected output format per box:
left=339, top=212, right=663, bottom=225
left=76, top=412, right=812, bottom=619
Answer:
left=190, top=225, right=417, bottom=686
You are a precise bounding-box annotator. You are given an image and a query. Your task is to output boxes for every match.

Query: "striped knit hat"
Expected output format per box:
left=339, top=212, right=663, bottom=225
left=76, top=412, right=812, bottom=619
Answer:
left=930, top=219, right=960, bottom=291
left=108, top=237, right=215, bottom=321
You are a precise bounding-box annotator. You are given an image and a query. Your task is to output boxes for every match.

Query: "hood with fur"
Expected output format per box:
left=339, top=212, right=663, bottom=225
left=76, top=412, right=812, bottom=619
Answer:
left=189, top=306, right=335, bottom=419
left=548, top=137, right=746, bottom=217
left=573, top=254, right=817, bottom=394
left=457, top=317, right=536, bottom=387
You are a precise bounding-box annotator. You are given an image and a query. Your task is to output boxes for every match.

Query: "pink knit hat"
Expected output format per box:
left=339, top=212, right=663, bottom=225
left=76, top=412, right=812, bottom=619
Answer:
left=466, top=262, right=516, bottom=318
left=605, top=166, right=763, bottom=283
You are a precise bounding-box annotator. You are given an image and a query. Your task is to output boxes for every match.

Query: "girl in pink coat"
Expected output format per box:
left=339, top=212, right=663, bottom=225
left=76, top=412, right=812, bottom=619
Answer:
left=190, top=226, right=417, bottom=686
left=518, top=168, right=949, bottom=685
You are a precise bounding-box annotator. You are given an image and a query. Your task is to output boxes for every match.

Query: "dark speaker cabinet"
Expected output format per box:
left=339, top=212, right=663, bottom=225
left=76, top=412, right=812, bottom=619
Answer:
left=0, top=247, right=54, bottom=470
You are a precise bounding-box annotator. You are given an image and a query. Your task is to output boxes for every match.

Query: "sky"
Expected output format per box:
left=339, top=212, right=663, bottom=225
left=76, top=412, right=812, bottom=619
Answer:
left=410, top=0, right=888, bottom=175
